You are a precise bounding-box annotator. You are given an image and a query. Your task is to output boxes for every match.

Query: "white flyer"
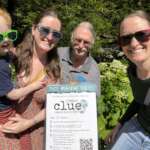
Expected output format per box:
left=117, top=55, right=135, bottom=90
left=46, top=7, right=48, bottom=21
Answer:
left=45, top=83, right=98, bottom=150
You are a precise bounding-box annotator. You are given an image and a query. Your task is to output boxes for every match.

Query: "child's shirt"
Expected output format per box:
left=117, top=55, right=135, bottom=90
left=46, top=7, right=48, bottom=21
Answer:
left=0, top=54, right=13, bottom=110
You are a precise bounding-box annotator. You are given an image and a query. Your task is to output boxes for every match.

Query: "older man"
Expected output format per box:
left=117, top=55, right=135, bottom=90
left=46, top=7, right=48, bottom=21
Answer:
left=58, top=22, right=100, bottom=96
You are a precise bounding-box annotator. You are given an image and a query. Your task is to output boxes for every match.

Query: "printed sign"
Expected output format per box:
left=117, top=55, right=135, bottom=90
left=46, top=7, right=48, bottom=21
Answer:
left=46, top=83, right=98, bottom=150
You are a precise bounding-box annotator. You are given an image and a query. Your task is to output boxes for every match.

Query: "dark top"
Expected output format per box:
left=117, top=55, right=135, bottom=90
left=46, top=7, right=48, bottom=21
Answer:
left=0, top=55, right=13, bottom=109
left=119, top=63, right=150, bottom=133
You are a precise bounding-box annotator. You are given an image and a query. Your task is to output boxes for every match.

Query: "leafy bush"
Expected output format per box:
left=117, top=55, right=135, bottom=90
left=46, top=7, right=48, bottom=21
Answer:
left=97, top=60, right=133, bottom=141
left=1, top=1, right=150, bottom=58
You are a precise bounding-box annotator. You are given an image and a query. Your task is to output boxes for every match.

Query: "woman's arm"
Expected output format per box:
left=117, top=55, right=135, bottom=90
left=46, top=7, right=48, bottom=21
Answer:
left=1, top=109, right=46, bottom=134
left=119, top=99, right=141, bottom=125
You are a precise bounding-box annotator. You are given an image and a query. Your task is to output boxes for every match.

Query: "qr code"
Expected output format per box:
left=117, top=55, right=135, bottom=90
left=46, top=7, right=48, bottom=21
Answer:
left=80, top=139, right=93, bottom=150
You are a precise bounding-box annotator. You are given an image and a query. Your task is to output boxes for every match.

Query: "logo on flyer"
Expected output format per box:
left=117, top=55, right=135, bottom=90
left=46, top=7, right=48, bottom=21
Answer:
left=53, top=99, right=88, bottom=113
left=80, top=99, right=88, bottom=113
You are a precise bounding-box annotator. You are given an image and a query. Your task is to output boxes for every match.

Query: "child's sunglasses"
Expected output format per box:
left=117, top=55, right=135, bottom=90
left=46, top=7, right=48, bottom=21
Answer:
left=37, top=25, right=62, bottom=40
left=119, top=29, right=150, bottom=46
left=0, top=30, right=18, bottom=43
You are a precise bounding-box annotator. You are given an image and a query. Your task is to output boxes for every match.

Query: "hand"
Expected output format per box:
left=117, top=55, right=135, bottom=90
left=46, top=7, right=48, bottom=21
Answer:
left=32, top=79, right=47, bottom=90
left=1, top=114, right=33, bottom=134
left=104, top=122, right=122, bottom=145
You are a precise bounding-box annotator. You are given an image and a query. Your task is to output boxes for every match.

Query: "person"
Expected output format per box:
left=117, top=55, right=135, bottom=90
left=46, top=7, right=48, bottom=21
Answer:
left=0, top=7, right=47, bottom=149
left=58, top=21, right=100, bottom=96
left=1, top=8, right=62, bottom=150
left=105, top=10, right=150, bottom=150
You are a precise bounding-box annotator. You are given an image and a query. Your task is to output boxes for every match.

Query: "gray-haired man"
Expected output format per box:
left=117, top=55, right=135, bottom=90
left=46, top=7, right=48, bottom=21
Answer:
left=58, top=22, right=100, bottom=97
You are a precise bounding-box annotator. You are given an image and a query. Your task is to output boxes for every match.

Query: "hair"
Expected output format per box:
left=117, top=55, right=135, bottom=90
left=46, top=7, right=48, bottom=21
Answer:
left=120, top=10, right=150, bottom=31
left=0, top=8, right=12, bottom=27
left=71, top=21, right=95, bottom=45
left=16, top=8, right=60, bottom=80
left=33, top=9, right=58, bottom=25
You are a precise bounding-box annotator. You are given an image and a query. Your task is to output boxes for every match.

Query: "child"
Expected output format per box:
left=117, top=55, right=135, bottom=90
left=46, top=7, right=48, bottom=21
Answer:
left=0, top=8, right=46, bottom=114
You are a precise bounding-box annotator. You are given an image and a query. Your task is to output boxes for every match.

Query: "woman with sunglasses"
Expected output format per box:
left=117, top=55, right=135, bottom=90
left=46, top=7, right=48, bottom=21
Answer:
left=1, top=8, right=62, bottom=150
left=105, top=10, right=150, bottom=150
left=0, top=8, right=48, bottom=149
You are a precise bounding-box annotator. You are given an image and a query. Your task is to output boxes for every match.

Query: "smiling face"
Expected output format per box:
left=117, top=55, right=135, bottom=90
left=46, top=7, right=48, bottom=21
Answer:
left=32, top=16, right=61, bottom=54
left=120, top=16, right=150, bottom=65
left=71, top=26, right=94, bottom=58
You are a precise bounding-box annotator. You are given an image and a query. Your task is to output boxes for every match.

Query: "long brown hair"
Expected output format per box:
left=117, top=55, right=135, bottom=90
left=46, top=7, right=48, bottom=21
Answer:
left=16, top=8, right=61, bottom=80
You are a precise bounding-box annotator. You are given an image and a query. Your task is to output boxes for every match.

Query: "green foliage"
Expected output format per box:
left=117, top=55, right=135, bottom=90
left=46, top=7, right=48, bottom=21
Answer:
left=97, top=60, right=133, bottom=139
left=2, top=0, right=149, bottom=59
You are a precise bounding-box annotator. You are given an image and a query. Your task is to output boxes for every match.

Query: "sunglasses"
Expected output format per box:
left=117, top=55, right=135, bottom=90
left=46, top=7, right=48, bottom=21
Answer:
left=119, top=29, right=150, bottom=46
left=0, top=30, right=18, bottom=43
left=37, top=25, right=62, bottom=40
